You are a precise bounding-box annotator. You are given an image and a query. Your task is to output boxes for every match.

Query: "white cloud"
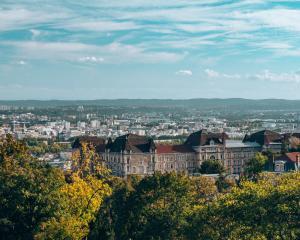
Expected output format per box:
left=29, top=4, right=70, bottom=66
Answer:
left=240, top=9, right=300, bottom=32
left=205, top=68, right=300, bottom=83
left=78, top=56, right=104, bottom=63
left=30, top=29, right=41, bottom=39
left=62, top=21, right=139, bottom=32
left=253, top=70, right=300, bottom=83
left=2, top=1, right=300, bottom=63
left=17, top=60, right=27, bottom=65
left=0, top=8, right=68, bottom=31
left=205, top=69, right=241, bottom=79
left=205, top=69, right=220, bottom=78
left=254, top=42, right=292, bottom=50
left=176, top=70, right=193, bottom=76
left=1, top=41, right=183, bottom=64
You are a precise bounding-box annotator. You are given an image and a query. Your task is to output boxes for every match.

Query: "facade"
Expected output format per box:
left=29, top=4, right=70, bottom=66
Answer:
left=103, top=134, right=156, bottom=176
left=274, top=152, right=300, bottom=172
left=73, top=129, right=292, bottom=177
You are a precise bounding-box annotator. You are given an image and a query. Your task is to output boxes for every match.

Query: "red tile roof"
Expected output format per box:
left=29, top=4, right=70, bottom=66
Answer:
left=281, top=152, right=300, bottom=163
left=156, top=144, right=194, bottom=154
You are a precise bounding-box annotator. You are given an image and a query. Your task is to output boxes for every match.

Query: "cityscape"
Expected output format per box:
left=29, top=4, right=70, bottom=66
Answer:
left=1, top=0, right=300, bottom=239
left=1, top=99, right=300, bottom=176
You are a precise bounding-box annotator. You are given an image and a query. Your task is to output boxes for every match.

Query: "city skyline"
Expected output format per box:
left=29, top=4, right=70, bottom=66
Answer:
left=1, top=0, right=300, bottom=99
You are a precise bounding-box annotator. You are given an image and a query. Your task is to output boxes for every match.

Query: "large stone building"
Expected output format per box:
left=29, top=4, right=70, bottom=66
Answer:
left=73, top=129, right=290, bottom=177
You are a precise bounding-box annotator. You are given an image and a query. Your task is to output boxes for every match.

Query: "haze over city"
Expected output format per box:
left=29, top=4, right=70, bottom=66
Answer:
left=1, top=0, right=300, bottom=99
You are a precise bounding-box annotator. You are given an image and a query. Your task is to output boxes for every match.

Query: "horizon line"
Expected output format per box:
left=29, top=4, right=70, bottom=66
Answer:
left=0, top=98, right=300, bottom=101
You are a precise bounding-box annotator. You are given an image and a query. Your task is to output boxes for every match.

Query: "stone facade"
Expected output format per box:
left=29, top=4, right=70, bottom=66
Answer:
left=74, top=130, right=289, bottom=177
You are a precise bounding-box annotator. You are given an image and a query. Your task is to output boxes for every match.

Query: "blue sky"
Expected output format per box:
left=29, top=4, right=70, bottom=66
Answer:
left=1, top=0, right=300, bottom=99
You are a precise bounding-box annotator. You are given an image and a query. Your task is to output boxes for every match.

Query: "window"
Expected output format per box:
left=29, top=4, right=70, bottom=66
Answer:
left=139, top=166, right=144, bottom=174
left=132, top=167, right=136, bottom=173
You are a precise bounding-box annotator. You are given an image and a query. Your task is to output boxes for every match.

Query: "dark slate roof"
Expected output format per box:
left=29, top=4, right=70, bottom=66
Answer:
left=291, top=133, right=300, bottom=138
left=243, top=130, right=282, bottom=146
left=72, top=136, right=106, bottom=152
left=184, top=129, right=228, bottom=146
left=156, top=144, right=195, bottom=154
left=108, top=134, right=155, bottom=153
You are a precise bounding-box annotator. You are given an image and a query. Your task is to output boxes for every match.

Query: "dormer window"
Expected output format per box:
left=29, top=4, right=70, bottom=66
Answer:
left=210, top=140, right=215, bottom=146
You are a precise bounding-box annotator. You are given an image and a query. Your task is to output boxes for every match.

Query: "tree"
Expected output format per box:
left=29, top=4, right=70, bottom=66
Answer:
left=90, top=173, right=195, bottom=240
left=190, top=176, right=218, bottom=204
left=216, top=175, right=236, bottom=193
left=37, top=144, right=112, bottom=240
left=245, top=153, right=268, bottom=180
left=36, top=174, right=112, bottom=240
left=0, top=135, right=66, bottom=239
left=199, top=160, right=225, bottom=174
left=71, top=142, right=110, bottom=179
left=0, top=135, right=112, bottom=240
left=186, top=172, right=300, bottom=240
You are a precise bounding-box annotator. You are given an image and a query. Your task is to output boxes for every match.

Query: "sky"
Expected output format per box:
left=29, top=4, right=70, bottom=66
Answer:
left=1, top=0, right=300, bottom=100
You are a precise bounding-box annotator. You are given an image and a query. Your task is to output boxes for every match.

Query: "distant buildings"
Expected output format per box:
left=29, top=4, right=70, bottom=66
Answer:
left=74, top=129, right=295, bottom=177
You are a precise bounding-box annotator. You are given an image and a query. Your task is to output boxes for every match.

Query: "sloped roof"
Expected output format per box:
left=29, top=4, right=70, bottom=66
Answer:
left=108, top=134, right=155, bottom=153
left=72, top=136, right=106, bottom=152
left=243, top=130, right=282, bottom=146
left=225, top=140, right=261, bottom=148
left=184, top=129, right=228, bottom=146
left=156, top=144, right=194, bottom=154
left=276, top=152, right=300, bottom=163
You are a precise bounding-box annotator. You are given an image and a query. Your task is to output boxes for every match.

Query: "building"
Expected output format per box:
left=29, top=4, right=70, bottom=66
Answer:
left=73, top=129, right=292, bottom=177
left=104, top=134, right=156, bottom=176
left=242, top=130, right=283, bottom=153
left=274, top=152, right=300, bottom=172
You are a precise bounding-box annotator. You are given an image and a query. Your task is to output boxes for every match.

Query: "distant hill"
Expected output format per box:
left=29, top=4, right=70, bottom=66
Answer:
left=1, top=98, right=300, bottom=111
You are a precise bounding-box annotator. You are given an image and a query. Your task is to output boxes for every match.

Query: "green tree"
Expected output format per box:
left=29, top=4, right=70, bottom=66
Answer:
left=0, top=135, right=112, bottom=240
left=37, top=143, right=112, bottom=240
left=186, top=172, right=300, bottom=240
left=90, top=173, right=195, bottom=240
left=36, top=173, right=112, bottom=240
left=0, top=135, right=66, bottom=239
left=245, top=153, right=268, bottom=180
left=71, top=142, right=110, bottom=179
left=199, top=160, right=225, bottom=174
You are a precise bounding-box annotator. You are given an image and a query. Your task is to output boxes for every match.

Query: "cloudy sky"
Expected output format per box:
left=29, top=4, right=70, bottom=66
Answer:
left=1, top=0, right=300, bottom=99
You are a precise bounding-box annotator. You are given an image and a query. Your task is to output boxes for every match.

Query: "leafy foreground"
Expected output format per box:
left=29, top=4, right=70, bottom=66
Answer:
left=0, top=136, right=111, bottom=240
left=90, top=172, right=300, bottom=240
left=0, top=136, right=299, bottom=239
